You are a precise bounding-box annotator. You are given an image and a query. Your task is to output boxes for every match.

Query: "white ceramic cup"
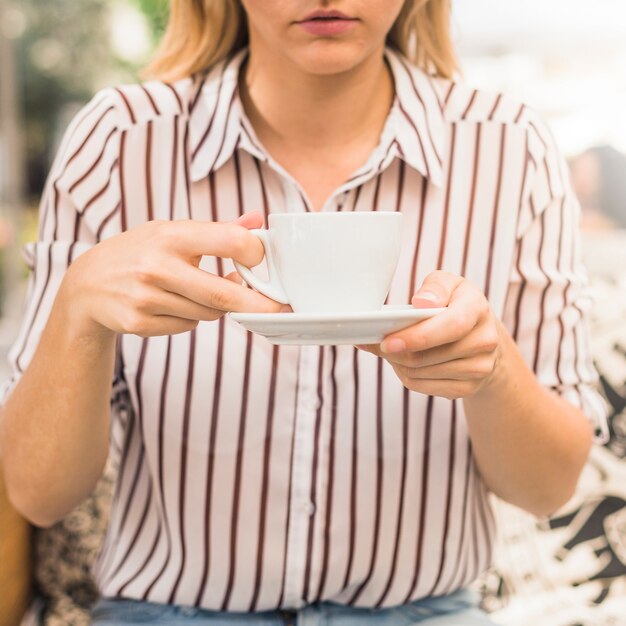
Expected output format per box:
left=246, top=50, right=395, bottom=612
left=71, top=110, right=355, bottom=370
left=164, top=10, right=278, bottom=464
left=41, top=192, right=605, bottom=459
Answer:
left=233, top=212, right=403, bottom=313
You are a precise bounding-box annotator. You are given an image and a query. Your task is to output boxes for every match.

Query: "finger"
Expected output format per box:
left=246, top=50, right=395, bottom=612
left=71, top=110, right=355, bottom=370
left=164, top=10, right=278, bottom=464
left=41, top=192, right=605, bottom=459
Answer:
left=397, top=355, right=496, bottom=381
left=139, top=287, right=225, bottom=322
left=395, top=377, right=478, bottom=401
left=411, top=270, right=463, bottom=308
left=382, top=281, right=484, bottom=353
left=233, top=211, right=265, bottom=229
left=130, top=315, right=200, bottom=337
left=376, top=325, right=497, bottom=368
left=154, top=219, right=266, bottom=267
left=162, top=260, right=285, bottom=313
left=225, top=270, right=244, bottom=286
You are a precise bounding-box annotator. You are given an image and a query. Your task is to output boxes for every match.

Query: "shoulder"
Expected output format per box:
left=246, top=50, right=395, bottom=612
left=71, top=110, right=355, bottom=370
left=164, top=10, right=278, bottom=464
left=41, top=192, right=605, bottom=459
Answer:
left=432, top=77, right=557, bottom=163
left=90, top=78, right=194, bottom=131
left=51, top=78, right=194, bottom=187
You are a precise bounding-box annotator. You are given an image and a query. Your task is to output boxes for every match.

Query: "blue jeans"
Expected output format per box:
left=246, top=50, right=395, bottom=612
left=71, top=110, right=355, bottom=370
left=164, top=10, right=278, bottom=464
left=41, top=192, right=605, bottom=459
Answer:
left=91, top=589, right=496, bottom=625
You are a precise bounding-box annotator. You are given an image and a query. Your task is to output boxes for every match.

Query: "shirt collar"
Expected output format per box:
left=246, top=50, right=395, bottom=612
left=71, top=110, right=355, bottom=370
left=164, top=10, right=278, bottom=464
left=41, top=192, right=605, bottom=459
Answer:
left=189, top=47, right=446, bottom=187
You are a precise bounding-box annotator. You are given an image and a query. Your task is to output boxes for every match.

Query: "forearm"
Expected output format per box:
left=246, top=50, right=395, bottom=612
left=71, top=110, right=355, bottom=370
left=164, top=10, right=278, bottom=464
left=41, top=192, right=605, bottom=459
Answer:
left=0, top=279, right=117, bottom=527
left=463, top=321, right=593, bottom=518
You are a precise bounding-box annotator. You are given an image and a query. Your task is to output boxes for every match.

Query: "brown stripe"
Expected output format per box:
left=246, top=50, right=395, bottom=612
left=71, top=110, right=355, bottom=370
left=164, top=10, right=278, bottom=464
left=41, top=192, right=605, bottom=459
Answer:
left=141, top=336, right=174, bottom=600
left=554, top=197, right=567, bottom=385
left=510, top=143, right=531, bottom=342
left=528, top=121, right=556, bottom=198
left=514, top=104, right=526, bottom=124
left=487, top=93, right=503, bottom=121
left=461, top=124, right=482, bottom=275
left=444, top=82, right=455, bottom=106
left=254, top=158, right=269, bottom=222
left=471, top=479, right=492, bottom=582
left=313, top=346, right=338, bottom=602
left=194, top=316, right=225, bottom=607
left=145, top=120, right=154, bottom=221
left=221, top=331, right=254, bottom=610
left=119, top=131, right=128, bottom=232
left=191, top=59, right=232, bottom=160
left=341, top=348, right=360, bottom=591
left=207, top=88, right=239, bottom=173
left=484, top=125, right=507, bottom=299
left=372, top=385, right=410, bottom=607
left=437, top=124, right=458, bottom=270
left=396, top=100, right=431, bottom=181
left=302, top=347, right=326, bottom=602
left=371, top=173, right=382, bottom=212
left=426, top=400, right=457, bottom=595
left=220, top=150, right=251, bottom=609
left=163, top=82, right=184, bottom=114
left=397, top=56, right=443, bottom=166
left=64, top=105, right=115, bottom=171
left=97, top=410, right=138, bottom=580
left=277, top=356, right=302, bottom=607
left=169, top=117, right=179, bottom=220
left=402, top=395, right=435, bottom=603
left=68, top=126, right=117, bottom=194
left=140, top=84, right=160, bottom=116
left=82, top=158, right=119, bottom=215
left=532, top=209, right=549, bottom=374
left=249, top=344, right=280, bottom=611
left=351, top=184, right=362, bottom=212
left=182, top=119, right=192, bottom=218
left=96, top=201, right=121, bottom=241
left=395, top=160, right=406, bottom=214
left=408, top=177, right=429, bottom=297
left=168, top=329, right=198, bottom=603
left=443, top=439, right=473, bottom=594
left=15, top=185, right=59, bottom=372
left=461, top=90, right=479, bottom=120
left=347, top=357, right=384, bottom=604
left=114, top=86, right=137, bottom=124
left=194, top=172, right=225, bottom=607
left=67, top=210, right=82, bottom=267
left=117, top=512, right=162, bottom=597
left=115, top=486, right=156, bottom=594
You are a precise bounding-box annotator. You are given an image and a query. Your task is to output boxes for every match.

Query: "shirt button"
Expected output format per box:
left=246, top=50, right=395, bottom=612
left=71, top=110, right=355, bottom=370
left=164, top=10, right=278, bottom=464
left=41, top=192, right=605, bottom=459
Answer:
left=309, top=397, right=322, bottom=410
left=303, top=501, right=316, bottom=516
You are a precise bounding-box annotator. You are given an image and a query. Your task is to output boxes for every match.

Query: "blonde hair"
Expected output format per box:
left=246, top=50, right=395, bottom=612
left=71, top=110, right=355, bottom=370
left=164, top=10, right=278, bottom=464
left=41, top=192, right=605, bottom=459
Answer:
left=146, top=0, right=458, bottom=82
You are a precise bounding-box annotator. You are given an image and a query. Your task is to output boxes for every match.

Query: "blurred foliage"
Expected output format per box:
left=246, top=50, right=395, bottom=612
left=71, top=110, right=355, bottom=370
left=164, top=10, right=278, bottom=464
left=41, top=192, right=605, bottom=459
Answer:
left=17, top=0, right=168, bottom=198
left=131, top=0, right=169, bottom=44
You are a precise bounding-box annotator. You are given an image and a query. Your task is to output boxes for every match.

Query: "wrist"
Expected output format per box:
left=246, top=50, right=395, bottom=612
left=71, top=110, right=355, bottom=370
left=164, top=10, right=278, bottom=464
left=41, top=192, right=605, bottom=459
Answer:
left=57, top=268, right=116, bottom=346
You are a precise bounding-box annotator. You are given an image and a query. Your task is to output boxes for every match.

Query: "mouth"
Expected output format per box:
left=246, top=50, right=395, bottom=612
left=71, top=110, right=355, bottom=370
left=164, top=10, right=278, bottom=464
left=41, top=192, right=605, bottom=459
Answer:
left=295, top=10, right=359, bottom=36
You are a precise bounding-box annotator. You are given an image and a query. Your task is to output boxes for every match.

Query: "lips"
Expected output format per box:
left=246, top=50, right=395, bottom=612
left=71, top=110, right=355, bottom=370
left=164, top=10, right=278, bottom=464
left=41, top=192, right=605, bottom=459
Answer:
left=296, top=10, right=358, bottom=36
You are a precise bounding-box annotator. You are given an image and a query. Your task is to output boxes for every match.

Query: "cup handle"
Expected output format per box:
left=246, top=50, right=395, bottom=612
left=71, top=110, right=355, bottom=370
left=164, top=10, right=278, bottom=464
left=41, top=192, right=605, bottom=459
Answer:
left=233, top=229, right=290, bottom=304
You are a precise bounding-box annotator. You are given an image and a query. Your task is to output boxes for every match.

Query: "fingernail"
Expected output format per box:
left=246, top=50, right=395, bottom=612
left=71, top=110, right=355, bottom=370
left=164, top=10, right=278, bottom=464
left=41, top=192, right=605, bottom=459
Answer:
left=413, top=291, right=438, bottom=303
left=381, top=338, right=406, bottom=353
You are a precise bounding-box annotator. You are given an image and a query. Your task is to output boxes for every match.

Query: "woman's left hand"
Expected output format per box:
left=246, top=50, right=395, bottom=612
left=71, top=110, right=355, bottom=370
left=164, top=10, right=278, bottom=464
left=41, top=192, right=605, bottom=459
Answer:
left=357, top=271, right=503, bottom=400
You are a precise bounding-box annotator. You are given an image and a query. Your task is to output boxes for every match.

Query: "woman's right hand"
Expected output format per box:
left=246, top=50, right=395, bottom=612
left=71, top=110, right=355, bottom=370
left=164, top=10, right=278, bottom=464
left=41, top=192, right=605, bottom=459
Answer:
left=61, top=212, right=284, bottom=339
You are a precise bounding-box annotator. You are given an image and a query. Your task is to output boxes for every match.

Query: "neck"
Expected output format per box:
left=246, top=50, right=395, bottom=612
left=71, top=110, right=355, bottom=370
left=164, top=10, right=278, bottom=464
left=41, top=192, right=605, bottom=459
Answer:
left=239, top=43, right=394, bottom=152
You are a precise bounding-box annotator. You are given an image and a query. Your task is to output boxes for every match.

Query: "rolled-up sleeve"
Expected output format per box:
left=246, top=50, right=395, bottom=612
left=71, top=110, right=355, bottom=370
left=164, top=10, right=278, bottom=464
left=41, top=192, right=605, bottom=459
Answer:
left=0, top=90, right=123, bottom=405
left=502, top=110, right=609, bottom=442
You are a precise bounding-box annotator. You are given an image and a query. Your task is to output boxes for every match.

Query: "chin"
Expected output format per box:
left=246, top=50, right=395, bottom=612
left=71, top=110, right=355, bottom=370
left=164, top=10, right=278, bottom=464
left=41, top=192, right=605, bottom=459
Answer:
left=290, top=40, right=375, bottom=76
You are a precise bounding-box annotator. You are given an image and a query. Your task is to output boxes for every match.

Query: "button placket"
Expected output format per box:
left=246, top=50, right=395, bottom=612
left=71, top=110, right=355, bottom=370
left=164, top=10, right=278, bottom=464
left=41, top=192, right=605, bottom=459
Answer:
left=282, top=345, right=322, bottom=608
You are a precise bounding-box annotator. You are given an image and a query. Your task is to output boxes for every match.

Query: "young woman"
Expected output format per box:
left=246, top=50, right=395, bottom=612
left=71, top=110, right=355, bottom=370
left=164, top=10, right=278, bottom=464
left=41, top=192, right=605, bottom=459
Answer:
left=0, top=1, right=607, bottom=624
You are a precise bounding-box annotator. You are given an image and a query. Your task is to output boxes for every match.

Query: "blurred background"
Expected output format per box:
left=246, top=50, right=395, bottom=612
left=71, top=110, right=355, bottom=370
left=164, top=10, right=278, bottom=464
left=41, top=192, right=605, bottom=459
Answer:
left=0, top=2, right=625, bottom=625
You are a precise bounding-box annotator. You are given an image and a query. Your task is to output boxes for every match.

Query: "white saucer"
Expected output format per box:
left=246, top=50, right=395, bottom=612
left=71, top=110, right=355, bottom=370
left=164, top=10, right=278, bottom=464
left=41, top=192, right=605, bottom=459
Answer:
left=229, top=305, right=446, bottom=345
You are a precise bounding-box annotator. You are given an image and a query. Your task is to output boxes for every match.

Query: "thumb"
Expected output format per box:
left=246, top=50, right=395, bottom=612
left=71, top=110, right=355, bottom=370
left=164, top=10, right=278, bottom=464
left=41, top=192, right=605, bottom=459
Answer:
left=412, top=271, right=461, bottom=308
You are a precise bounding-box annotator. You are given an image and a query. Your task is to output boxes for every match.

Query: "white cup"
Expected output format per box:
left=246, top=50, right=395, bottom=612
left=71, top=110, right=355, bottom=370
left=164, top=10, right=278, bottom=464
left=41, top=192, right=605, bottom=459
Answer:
left=233, top=212, right=403, bottom=313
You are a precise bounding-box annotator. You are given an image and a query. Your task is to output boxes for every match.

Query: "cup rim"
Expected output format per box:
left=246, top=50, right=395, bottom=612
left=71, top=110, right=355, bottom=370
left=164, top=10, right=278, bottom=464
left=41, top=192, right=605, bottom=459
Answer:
left=268, top=211, right=403, bottom=221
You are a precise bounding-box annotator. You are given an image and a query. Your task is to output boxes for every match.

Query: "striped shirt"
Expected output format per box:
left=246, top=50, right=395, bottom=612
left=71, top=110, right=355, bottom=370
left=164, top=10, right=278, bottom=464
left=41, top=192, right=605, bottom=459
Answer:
left=1, top=48, right=607, bottom=611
